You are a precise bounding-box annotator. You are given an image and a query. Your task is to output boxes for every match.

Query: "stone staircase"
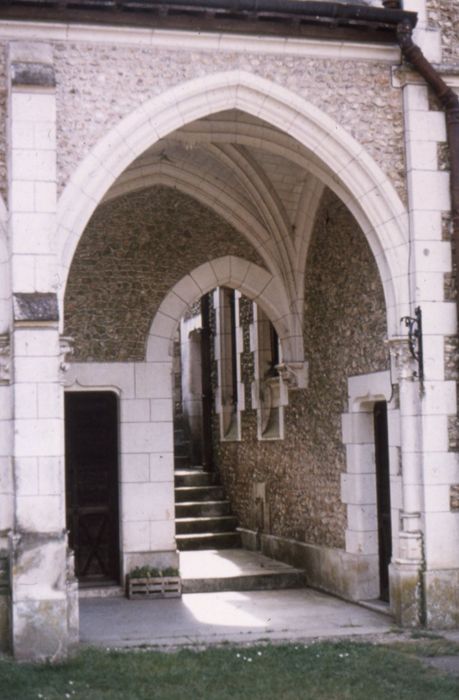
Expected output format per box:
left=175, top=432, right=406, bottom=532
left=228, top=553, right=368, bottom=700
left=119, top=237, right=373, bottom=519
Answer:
left=173, top=413, right=193, bottom=470
left=175, top=468, right=242, bottom=551
left=174, top=469, right=306, bottom=594
left=173, top=417, right=305, bottom=593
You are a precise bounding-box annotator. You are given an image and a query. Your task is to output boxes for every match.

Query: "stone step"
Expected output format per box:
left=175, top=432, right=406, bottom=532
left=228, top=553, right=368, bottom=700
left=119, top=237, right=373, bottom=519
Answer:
left=175, top=515, right=239, bottom=535
left=175, top=500, right=232, bottom=518
left=176, top=531, right=242, bottom=551
left=182, top=570, right=306, bottom=594
left=175, top=485, right=224, bottom=502
left=179, top=549, right=306, bottom=594
left=174, top=470, right=212, bottom=487
left=358, top=599, right=392, bottom=617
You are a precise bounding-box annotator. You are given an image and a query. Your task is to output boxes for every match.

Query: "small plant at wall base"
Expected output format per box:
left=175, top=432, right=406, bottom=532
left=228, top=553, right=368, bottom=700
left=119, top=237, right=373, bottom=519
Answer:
left=127, top=566, right=181, bottom=599
left=129, top=565, right=180, bottom=578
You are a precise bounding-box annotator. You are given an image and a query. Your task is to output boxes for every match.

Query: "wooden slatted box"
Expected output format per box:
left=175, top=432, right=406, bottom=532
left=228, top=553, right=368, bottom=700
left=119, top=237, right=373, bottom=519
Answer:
left=127, top=576, right=181, bottom=599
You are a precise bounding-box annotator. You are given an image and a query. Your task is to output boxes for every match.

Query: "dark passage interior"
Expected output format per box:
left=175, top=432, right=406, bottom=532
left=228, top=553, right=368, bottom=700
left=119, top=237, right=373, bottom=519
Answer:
left=374, top=401, right=392, bottom=602
left=65, top=391, right=120, bottom=585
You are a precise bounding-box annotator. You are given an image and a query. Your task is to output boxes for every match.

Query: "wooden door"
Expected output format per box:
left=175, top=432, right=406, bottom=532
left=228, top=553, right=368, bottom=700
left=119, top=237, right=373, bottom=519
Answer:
left=373, top=401, right=392, bottom=602
left=65, top=391, right=120, bottom=584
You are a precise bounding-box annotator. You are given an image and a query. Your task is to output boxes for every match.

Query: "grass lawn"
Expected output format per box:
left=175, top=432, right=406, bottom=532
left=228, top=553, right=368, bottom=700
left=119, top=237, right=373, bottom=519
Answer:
left=1, top=638, right=458, bottom=700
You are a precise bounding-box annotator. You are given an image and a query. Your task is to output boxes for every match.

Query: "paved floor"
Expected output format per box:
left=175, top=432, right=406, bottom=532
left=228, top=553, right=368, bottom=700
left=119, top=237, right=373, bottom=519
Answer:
left=80, top=549, right=394, bottom=648
left=80, top=587, right=393, bottom=649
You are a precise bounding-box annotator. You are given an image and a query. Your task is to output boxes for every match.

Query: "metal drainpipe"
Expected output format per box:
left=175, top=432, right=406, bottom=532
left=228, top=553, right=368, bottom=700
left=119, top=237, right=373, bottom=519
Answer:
left=397, top=19, right=459, bottom=314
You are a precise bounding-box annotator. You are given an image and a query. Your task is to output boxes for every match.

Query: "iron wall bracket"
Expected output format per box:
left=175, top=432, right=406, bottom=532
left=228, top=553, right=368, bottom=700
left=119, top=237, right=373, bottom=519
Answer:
left=400, top=306, right=424, bottom=393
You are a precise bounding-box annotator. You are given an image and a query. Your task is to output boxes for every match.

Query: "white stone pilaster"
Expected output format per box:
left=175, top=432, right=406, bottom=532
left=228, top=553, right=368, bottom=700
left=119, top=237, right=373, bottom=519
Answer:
left=8, top=43, right=57, bottom=297
left=0, top=334, right=13, bottom=555
left=401, top=77, right=459, bottom=626
left=386, top=337, right=424, bottom=626
left=7, top=42, right=74, bottom=661
left=388, top=339, right=423, bottom=548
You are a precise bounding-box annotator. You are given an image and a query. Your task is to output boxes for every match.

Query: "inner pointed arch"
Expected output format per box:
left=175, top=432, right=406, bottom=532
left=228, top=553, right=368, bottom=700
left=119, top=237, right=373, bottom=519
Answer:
left=146, top=256, right=293, bottom=364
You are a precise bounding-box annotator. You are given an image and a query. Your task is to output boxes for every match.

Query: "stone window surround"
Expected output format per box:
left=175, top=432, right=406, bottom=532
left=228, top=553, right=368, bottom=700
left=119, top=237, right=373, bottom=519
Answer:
left=179, top=312, right=205, bottom=459
left=250, top=303, right=286, bottom=441
left=143, top=256, right=293, bottom=445
left=214, top=287, right=244, bottom=442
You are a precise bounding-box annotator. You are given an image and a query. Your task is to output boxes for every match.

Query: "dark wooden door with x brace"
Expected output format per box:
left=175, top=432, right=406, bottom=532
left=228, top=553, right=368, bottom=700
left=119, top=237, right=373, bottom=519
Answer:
left=65, top=391, right=120, bottom=585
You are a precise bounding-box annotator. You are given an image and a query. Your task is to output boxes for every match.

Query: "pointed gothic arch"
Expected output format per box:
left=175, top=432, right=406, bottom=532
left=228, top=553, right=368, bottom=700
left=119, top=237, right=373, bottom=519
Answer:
left=57, top=70, right=409, bottom=337
left=145, top=256, right=292, bottom=363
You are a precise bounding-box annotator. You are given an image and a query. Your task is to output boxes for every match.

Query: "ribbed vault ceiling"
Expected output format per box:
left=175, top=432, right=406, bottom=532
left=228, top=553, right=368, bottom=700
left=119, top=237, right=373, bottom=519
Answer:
left=105, top=110, right=334, bottom=298
left=102, top=108, right=366, bottom=353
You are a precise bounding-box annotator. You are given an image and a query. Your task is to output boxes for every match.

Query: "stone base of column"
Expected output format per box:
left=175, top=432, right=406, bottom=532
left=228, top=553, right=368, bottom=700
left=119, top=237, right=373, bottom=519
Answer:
left=0, top=597, right=9, bottom=653
left=424, top=569, right=459, bottom=629
left=389, top=561, right=422, bottom=627
left=12, top=598, right=71, bottom=662
left=67, top=549, right=79, bottom=648
left=0, top=550, right=9, bottom=652
left=10, top=532, right=78, bottom=662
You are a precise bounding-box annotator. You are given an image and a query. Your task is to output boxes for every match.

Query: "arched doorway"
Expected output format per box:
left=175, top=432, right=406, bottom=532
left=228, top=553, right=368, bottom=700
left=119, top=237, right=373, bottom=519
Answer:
left=59, top=73, right=408, bottom=629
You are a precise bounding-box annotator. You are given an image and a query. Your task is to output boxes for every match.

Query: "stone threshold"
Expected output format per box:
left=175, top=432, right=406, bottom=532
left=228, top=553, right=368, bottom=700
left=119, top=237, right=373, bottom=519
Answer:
left=79, top=585, right=124, bottom=599
left=357, top=598, right=392, bottom=617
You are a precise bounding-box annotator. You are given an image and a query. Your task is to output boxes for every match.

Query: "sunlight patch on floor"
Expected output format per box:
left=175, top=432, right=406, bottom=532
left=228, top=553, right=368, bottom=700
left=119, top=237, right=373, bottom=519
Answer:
left=182, top=590, right=267, bottom=628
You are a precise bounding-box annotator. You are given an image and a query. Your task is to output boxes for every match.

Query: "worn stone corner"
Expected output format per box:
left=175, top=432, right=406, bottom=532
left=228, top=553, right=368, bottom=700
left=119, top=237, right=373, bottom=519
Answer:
left=11, top=62, right=56, bottom=88
left=0, top=334, right=11, bottom=384
left=13, top=293, right=59, bottom=323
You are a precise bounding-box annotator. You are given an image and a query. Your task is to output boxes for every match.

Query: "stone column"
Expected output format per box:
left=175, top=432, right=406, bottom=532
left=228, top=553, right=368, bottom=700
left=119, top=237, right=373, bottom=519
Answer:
left=387, top=337, right=424, bottom=626
left=0, top=333, right=12, bottom=651
left=401, top=77, right=459, bottom=628
left=8, top=42, right=75, bottom=661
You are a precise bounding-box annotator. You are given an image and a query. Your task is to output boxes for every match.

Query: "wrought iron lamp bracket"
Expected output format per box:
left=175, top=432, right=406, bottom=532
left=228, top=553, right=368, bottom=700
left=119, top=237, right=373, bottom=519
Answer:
left=400, top=306, right=424, bottom=392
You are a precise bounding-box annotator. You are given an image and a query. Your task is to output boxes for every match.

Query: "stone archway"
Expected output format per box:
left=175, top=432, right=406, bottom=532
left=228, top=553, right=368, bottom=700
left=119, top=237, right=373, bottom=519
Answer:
left=10, top=69, right=412, bottom=660
left=62, top=257, right=291, bottom=590
left=146, top=256, right=292, bottom=363
left=55, top=74, right=411, bottom=617
left=57, top=71, right=409, bottom=338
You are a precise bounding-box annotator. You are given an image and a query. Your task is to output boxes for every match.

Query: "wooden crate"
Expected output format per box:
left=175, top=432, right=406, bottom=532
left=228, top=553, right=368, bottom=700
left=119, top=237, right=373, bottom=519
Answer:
left=127, top=576, right=181, bottom=599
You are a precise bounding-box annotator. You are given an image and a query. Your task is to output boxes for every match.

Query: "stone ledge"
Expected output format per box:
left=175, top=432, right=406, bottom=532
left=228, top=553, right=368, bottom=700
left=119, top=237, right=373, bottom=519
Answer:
left=240, top=529, right=380, bottom=602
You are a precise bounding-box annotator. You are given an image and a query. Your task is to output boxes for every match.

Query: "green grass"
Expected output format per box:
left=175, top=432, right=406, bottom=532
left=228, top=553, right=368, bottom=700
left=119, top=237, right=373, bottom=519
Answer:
left=0, top=640, right=458, bottom=700
left=387, top=638, right=459, bottom=658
